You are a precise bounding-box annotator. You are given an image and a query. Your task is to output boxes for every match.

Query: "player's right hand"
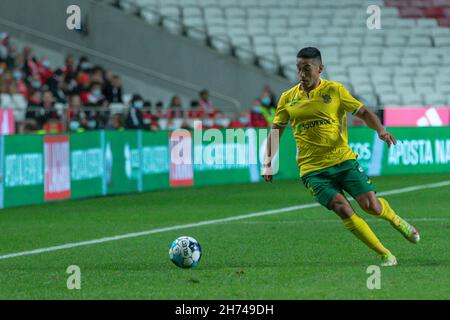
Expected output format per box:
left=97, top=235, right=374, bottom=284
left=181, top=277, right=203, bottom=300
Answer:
left=262, top=164, right=273, bottom=183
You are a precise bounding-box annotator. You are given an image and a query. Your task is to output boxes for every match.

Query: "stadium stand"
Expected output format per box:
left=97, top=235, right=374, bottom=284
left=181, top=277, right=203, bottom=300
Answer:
left=0, top=32, right=275, bottom=133
left=112, top=0, right=450, bottom=108
left=2, top=0, right=450, bottom=134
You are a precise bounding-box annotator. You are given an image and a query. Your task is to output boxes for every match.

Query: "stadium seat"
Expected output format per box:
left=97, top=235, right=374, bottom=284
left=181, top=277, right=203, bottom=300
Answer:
left=141, top=8, right=160, bottom=25
left=409, top=35, right=433, bottom=46
left=379, top=93, right=401, bottom=106
left=230, top=35, right=252, bottom=48
left=434, top=35, right=450, bottom=46
left=13, top=110, right=26, bottom=122
left=225, top=7, right=245, bottom=19
left=375, top=84, right=396, bottom=96
left=210, top=36, right=232, bottom=54
left=401, top=93, right=424, bottom=105
left=204, top=7, right=224, bottom=18
left=115, top=0, right=450, bottom=109
left=415, top=78, right=435, bottom=87
left=417, top=18, right=439, bottom=28
left=235, top=47, right=254, bottom=64
left=183, top=6, right=202, bottom=17
left=424, top=93, right=446, bottom=105
left=162, top=18, right=183, bottom=35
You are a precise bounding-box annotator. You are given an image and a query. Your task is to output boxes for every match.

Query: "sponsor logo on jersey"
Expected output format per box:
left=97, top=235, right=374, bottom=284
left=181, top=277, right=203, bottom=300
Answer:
left=297, top=119, right=334, bottom=131
left=322, top=94, right=332, bottom=104
left=289, top=99, right=301, bottom=107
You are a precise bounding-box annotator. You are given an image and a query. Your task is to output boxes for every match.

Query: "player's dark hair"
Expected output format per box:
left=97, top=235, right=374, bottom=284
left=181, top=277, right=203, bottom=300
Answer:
left=297, top=47, right=322, bottom=63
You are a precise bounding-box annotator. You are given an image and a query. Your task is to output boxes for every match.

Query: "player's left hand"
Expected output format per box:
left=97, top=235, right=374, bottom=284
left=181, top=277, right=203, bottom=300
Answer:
left=378, top=130, right=397, bottom=148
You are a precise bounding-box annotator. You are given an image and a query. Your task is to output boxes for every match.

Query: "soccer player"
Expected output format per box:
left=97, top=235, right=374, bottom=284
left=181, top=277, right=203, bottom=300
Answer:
left=262, top=47, right=420, bottom=266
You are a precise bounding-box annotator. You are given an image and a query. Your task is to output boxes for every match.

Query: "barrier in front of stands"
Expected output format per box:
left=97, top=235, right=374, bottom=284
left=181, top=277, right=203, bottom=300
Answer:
left=1, top=127, right=450, bottom=209
left=384, top=106, right=450, bottom=127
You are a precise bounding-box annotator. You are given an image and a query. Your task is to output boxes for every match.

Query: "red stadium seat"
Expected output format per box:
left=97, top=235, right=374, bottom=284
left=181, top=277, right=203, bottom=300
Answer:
left=399, top=7, right=426, bottom=18
left=424, top=7, right=445, bottom=18
left=438, top=17, right=450, bottom=26
left=411, top=0, right=434, bottom=8
left=433, top=0, right=450, bottom=6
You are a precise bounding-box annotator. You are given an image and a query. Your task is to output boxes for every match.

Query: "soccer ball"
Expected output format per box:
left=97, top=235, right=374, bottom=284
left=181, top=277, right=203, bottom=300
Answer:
left=169, top=236, right=202, bottom=268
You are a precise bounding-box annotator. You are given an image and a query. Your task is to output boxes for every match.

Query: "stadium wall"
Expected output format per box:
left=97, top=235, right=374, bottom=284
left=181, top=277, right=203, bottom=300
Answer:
left=1, top=127, right=450, bottom=209
left=0, top=0, right=292, bottom=112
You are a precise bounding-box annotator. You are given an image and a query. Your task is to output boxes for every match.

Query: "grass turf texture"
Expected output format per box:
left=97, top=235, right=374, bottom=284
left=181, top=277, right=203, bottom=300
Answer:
left=0, top=174, right=449, bottom=299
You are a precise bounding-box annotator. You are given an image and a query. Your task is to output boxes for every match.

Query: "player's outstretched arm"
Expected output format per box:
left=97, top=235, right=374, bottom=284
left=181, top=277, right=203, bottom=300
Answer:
left=262, top=123, right=286, bottom=182
left=355, top=106, right=397, bottom=148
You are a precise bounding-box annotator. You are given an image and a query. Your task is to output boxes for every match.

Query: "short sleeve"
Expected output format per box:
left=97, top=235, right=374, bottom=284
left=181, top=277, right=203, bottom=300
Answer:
left=339, top=84, right=364, bottom=115
left=272, top=93, right=290, bottom=126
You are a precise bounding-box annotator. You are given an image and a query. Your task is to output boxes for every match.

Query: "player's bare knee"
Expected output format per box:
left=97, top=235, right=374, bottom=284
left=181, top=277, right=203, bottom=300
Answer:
left=359, top=196, right=381, bottom=215
left=370, top=198, right=382, bottom=215
left=329, top=199, right=352, bottom=217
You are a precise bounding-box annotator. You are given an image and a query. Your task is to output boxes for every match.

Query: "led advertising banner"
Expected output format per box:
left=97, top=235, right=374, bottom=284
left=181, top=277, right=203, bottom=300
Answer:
left=70, top=131, right=104, bottom=199
left=1, top=127, right=449, bottom=209
left=2, top=135, right=44, bottom=208
left=44, top=135, right=70, bottom=201
left=384, top=107, right=450, bottom=127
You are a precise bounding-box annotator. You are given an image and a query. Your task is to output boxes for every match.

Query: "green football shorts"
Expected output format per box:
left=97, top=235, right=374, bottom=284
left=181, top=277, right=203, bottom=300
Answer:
left=300, top=159, right=376, bottom=209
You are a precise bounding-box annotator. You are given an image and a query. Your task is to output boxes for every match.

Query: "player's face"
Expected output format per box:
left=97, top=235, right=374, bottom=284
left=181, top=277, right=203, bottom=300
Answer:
left=296, top=58, right=323, bottom=89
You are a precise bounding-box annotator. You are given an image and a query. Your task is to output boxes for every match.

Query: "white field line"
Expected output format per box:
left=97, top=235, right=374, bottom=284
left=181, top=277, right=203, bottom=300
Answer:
left=232, top=217, right=448, bottom=224
left=0, top=180, right=449, bottom=261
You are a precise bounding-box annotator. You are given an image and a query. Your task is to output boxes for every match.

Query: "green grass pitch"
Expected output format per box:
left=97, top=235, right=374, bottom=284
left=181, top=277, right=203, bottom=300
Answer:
left=0, top=173, right=449, bottom=299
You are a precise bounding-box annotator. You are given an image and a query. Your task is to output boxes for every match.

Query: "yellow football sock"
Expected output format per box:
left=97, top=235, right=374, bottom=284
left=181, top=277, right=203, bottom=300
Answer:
left=378, top=198, right=401, bottom=227
left=343, top=214, right=391, bottom=256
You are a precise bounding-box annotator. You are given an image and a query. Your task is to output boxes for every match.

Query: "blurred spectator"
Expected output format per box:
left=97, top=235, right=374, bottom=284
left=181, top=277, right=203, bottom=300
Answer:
left=229, top=111, right=250, bottom=128
left=26, top=91, right=60, bottom=129
left=103, top=74, right=123, bottom=103
left=260, top=85, right=277, bottom=108
left=198, top=89, right=218, bottom=117
left=12, top=66, right=28, bottom=97
left=28, top=73, right=43, bottom=94
left=0, top=32, right=10, bottom=62
left=63, top=54, right=76, bottom=77
left=22, top=46, right=39, bottom=77
left=37, top=57, right=54, bottom=84
left=27, top=89, right=42, bottom=106
left=110, top=113, right=125, bottom=131
left=0, top=70, right=17, bottom=94
left=201, top=117, right=216, bottom=129
left=167, top=95, right=184, bottom=119
left=80, top=82, right=108, bottom=129
left=142, top=100, right=156, bottom=128
left=250, top=99, right=269, bottom=128
left=214, top=113, right=231, bottom=129
left=90, top=66, right=105, bottom=85
left=6, top=46, right=18, bottom=69
left=76, top=71, right=91, bottom=96
left=188, top=100, right=204, bottom=118
left=125, top=94, right=146, bottom=129
left=67, top=94, right=89, bottom=132
left=81, top=82, right=106, bottom=106
left=46, top=69, right=67, bottom=103
left=77, top=56, right=92, bottom=73
left=154, top=101, right=166, bottom=119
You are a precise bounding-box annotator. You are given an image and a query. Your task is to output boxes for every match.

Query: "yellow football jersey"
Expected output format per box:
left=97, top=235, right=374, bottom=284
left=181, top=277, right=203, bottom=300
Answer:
left=273, top=79, right=363, bottom=176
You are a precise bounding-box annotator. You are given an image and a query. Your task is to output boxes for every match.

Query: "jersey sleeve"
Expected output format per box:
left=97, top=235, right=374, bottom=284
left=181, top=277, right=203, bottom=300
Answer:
left=338, top=84, right=364, bottom=115
left=272, top=93, right=290, bottom=126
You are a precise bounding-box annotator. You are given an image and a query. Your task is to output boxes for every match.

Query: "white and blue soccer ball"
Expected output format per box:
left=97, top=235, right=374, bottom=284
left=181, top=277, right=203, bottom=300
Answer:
left=169, top=236, right=202, bottom=269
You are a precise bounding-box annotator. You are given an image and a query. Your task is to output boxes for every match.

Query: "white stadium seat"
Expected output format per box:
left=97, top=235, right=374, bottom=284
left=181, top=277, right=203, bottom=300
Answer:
left=401, top=93, right=424, bottom=105
left=120, top=0, right=450, bottom=108
left=379, top=94, right=401, bottom=106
